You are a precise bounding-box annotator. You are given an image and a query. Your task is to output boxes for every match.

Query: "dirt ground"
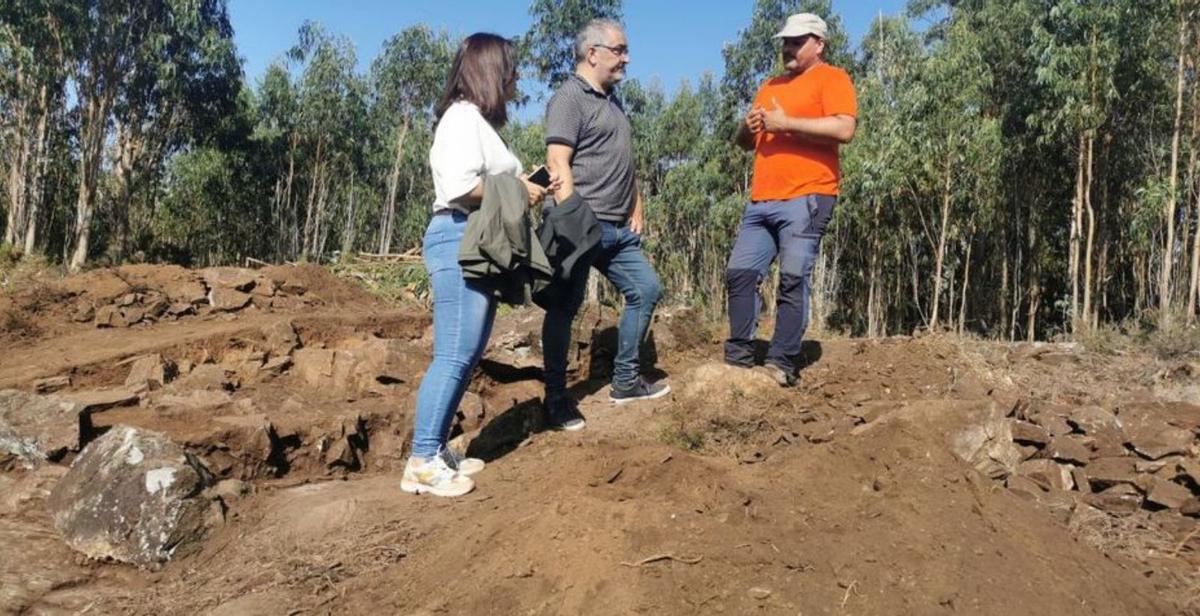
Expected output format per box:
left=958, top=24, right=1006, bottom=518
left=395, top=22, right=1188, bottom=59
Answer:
left=2, top=263, right=1199, bottom=615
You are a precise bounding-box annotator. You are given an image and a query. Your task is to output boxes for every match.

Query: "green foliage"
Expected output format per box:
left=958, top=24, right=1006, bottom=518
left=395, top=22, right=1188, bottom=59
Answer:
left=522, top=0, right=623, bottom=89
left=0, top=0, right=1197, bottom=342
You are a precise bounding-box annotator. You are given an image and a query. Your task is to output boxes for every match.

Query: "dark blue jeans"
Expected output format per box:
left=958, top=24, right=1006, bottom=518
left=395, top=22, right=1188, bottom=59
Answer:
left=725, top=195, right=835, bottom=372
left=543, top=221, right=662, bottom=395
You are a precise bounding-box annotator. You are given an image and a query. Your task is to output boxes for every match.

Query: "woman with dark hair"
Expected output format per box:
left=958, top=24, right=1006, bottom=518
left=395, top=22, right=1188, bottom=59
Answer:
left=402, top=33, right=559, bottom=497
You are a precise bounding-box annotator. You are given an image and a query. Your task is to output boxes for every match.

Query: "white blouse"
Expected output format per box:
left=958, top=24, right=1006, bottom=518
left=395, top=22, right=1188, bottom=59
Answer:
left=429, top=101, right=522, bottom=211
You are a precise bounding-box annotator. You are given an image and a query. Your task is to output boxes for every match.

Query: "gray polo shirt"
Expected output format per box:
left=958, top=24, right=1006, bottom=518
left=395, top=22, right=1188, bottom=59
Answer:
left=544, top=74, right=635, bottom=223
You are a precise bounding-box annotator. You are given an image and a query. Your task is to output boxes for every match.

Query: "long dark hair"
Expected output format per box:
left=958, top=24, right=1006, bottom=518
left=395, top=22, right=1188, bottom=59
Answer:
left=435, top=33, right=517, bottom=129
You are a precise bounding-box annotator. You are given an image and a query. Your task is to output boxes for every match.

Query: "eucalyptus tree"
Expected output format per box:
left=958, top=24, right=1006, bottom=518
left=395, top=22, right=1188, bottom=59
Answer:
left=368, top=25, right=453, bottom=254
left=287, top=21, right=362, bottom=260
left=0, top=0, right=72, bottom=254
left=523, top=0, right=623, bottom=89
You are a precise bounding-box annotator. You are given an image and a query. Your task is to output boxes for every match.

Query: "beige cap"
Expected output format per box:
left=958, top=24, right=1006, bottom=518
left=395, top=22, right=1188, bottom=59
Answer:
left=772, top=13, right=828, bottom=40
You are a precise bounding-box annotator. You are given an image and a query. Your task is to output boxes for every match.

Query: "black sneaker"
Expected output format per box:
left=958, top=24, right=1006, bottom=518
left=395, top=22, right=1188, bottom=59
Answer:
left=755, top=363, right=797, bottom=388
left=544, top=395, right=586, bottom=431
left=609, top=377, right=672, bottom=404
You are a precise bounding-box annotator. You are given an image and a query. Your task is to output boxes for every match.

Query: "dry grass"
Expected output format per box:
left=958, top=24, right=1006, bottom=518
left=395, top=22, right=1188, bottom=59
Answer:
left=1069, top=506, right=1200, bottom=613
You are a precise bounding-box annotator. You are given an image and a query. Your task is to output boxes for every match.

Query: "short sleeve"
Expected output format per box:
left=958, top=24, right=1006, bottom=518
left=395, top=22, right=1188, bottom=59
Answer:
left=822, top=68, right=857, bottom=118
left=430, top=105, right=485, bottom=201
left=544, top=88, right=581, bottom=148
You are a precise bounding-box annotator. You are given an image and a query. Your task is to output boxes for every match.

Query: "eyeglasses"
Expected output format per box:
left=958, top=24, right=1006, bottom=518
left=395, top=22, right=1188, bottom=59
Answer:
left=591, top=44, right=630, bottom=57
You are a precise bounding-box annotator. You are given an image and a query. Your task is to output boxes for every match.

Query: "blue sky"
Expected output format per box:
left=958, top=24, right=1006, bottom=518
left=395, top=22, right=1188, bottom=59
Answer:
left=229, top=1, right=913, bottom=93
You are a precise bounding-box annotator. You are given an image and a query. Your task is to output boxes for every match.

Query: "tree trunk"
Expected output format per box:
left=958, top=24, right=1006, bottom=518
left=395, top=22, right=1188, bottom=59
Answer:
left=930, top=157, right=952, bottom=330
left=1187, top=53, right=1200, bottom=322
left=69, top=95, right=110, bottom=272
left=379, top=118, right=410, bottom=254
left=1162, top=6, right=1187, bottom=326
left=301, top=137, right=324, bottom=260
left=24, top=82, right=51, bottom=254
left=867, top=200, right=884, bottom=338
left=1082, top=133, right=1096, bottom=331
left=958, top=218, right=975, bottom=335
left=1070, top=133, right=1085, bottom=330
left=5, top=63, right=29, bottom=247
left=281, top=137, right=297, bottom=260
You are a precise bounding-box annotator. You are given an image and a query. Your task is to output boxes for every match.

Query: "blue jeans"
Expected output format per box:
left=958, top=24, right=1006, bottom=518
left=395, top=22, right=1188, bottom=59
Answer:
left=410, top=211, right=498, bottom=459
left=543, top=221, right=662, bottom=395
left=724, top=195, right=835, bottom=372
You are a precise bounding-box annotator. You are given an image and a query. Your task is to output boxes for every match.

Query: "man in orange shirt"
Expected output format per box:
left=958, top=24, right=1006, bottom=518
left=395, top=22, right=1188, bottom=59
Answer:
left=725, top=12, right=857, bottom=386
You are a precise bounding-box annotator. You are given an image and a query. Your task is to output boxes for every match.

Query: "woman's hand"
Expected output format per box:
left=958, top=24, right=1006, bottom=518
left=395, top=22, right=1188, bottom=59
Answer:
left=521, top=177, right=547, bottom=207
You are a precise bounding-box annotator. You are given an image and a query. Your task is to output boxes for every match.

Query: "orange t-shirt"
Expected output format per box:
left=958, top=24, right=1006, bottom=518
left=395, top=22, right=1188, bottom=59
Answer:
left=750, top=63, right=857, bottom=201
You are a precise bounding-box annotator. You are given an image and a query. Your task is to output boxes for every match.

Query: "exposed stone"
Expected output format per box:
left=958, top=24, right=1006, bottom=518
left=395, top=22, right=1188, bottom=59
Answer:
left=167, top=302, right=196, bottom=318
left=279, top=279, right=308, bottom=295
left=1144, top=478, right=1192, bottom=510
left=120, top=305, right=146, bottom=326
left=1085, top=485, right=1143, bottom=516
left=1127, top=425, right=1195, bottom=461
left=59, top=388, right=141, bottom=413
left=124, top=354, right=176, bottom=391
left=950, top=403, right=1025, bottom=480
left=116, top=293, right=138, bottom=307
left=71, top=303, right=95, bottom=323
left=293, top=348, right=335, bottom=385
left=261, top=356, right=292, bottom=377
left=155, top=390, right=233, bottom=412
left=94, top=305, right=124, bottom=328
left=163, top=279, right=208, bottom=305
left=250, top=276, right=278, bottom=297
left=262, top=320, right=300, bottom=357
left=1017, top=459, right=1074, bottom=491
left=1177, top=458, right=1200, bottom=485
left=1071, top=467, right=1091, bottom=494
left=0, top=391, right=86, bottom=465
left=171, top=364, right=238, bottom=393
left=208, top=478, right=251, bottom=501
left=1182, top=498, right=1200, bottom=518
left=1006, top=475, right=1045, bottom=501
left=46, top=426, right=215, bottom=567
left=1042, top=437, right=1092, bottom=465
left=32, top=376, right=71, bottom=394
left=143, top=297, right=169, bottom=320
left=1085, top=457, right=1140, bottom=491
left=202, top=268, right=258, bottom=292
left=456, top=391, right=487, bottom=434
left=209, top=287, right=252, bottom=312
left=1010, top=420, right=1050, bottom=446
left=220, top=348, right=266, bottom=380
left=1067, top=406, right=1123, bottom=436
left=1028, top=409, right=1074, bottom=437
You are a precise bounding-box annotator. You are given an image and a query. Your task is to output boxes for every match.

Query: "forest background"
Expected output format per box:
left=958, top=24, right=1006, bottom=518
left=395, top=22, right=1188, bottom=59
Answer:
left=1, top=0, right=1198, bottom=343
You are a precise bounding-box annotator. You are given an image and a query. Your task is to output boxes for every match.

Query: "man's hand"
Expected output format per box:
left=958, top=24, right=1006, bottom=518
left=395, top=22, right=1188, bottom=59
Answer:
left=761, top=97, right=790, bottom=133
left=744, top=107, right=765, bottom=134
left=629, top=198, right=644, bottom=235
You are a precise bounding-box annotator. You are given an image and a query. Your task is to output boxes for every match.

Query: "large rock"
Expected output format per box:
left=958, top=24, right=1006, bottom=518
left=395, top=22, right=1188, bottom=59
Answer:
left=46, top=426, right=215, bottom=567
left=124, top=354, right=177, bottom=391
left=949, top=402, right=1025, bottom=480
left=294, top=337, right=418, bottom=395
left=201, top=267, right=258, bottom=292
left=0, top=390, right=86, bottom=466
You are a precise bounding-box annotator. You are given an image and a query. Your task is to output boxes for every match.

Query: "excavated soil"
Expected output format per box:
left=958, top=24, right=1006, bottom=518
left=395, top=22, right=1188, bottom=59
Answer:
left=2, top=264, right=1199, bottom=615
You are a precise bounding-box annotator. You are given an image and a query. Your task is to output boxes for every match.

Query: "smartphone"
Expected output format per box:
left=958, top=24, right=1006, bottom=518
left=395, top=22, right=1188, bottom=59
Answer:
left=527, top=165, right=552, bottom=188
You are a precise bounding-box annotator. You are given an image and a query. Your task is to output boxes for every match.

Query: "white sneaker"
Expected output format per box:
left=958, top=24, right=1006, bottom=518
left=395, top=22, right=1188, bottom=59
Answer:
left=400, top=455, right=474, bottom=497
left=440, top=446, right=485, bottom=476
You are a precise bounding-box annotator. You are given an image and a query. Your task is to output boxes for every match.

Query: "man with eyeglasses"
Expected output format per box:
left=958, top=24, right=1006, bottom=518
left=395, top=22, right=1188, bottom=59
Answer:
left=541, top=18, right=669, bottom=431
left=725, top=13, right=857, bottom=387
